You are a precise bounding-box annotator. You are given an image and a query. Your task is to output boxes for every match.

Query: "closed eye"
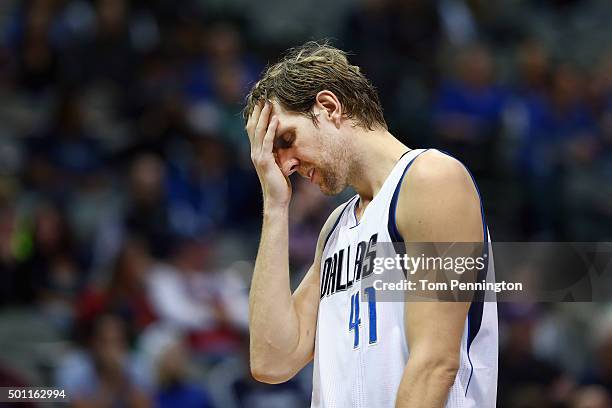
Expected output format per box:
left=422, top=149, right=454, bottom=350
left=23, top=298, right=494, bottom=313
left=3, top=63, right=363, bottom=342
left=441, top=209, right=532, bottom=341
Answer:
left=274, top=133, right=295, bottom=149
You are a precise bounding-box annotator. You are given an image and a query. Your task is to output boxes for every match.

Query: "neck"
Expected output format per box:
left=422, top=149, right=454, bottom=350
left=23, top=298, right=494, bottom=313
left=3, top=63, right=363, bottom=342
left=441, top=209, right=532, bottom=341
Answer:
left=347, top=128, right=410, bottom=202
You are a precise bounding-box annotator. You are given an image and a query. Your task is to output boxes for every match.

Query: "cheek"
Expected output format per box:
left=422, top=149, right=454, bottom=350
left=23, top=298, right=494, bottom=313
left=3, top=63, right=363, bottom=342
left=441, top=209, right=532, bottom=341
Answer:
left=297, top=131, right=335, bottom=166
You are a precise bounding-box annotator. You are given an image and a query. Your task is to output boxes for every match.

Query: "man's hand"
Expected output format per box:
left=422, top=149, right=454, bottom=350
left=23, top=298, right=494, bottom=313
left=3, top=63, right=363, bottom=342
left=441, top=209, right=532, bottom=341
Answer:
left=246, top=100, right=292, bottom=208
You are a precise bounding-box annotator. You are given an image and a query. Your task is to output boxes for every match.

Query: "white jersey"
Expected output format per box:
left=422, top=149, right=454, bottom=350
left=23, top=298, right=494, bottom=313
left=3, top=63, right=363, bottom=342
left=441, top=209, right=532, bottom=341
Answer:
left=311, top=149, right=498, bottom=408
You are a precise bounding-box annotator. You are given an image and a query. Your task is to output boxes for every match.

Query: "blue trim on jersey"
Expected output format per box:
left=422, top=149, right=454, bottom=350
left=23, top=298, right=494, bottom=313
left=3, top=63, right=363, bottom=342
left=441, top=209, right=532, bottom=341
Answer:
left=387, top=150, right=429, bottom=243
left=435, top=150, right=490, bottom=397
left=465, top=318, right=477, bottom=398
left=386, top=148, right=490, bottom=396
left=351, top=150, right=413, bottom=230
left=322, top=196, right=359, bottom=252
left=349, top=197, right=360, bottom=229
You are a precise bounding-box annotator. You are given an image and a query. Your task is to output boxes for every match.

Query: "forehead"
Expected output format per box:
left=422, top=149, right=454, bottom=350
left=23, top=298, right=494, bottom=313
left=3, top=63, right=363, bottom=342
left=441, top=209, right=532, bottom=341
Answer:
left=270, top=100, right=295, bottom=119
left=271, top=101, right=313, bottom=131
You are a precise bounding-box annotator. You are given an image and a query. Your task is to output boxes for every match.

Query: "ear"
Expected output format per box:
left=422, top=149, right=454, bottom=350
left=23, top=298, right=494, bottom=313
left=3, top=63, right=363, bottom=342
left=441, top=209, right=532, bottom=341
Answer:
left=315, top=91, right=342, bottom=128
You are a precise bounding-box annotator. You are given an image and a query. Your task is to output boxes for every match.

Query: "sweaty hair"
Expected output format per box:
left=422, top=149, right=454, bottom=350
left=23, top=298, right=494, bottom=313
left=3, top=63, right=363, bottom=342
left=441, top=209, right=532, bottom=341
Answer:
left=243, top=41, right=387, bottom=130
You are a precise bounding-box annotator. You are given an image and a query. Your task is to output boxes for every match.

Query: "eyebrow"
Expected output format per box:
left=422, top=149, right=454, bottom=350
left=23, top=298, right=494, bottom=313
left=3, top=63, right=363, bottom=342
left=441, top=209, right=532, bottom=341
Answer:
left=275, top=124, right=292, bottom=138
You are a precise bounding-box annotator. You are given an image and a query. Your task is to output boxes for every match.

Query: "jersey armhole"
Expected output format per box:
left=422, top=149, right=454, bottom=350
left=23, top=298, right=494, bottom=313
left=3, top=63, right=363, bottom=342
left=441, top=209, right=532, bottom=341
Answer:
left=387, top=150, right=428, bottom=243
left=322, top=196, right=359, bottom=252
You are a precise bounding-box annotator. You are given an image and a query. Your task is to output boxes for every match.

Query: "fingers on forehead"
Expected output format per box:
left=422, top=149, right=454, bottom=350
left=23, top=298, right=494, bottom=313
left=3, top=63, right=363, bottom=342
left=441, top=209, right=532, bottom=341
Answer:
left=246, top=99, right=274, bottom=131
left=246, top=100, right=264, bottom=129
left=252, top=100, right=268, bottom=117
left=253, top=100, right=264, bottom=114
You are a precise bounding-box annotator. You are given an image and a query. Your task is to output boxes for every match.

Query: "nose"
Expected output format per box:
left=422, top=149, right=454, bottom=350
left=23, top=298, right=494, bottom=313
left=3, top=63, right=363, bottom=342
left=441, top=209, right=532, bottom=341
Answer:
left=274, top=147, right=300, bottom=177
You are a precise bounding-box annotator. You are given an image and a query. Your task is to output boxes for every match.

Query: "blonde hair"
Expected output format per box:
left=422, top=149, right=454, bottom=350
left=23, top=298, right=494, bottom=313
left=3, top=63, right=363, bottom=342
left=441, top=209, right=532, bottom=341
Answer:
left=243, top=41, right=387, bottom=130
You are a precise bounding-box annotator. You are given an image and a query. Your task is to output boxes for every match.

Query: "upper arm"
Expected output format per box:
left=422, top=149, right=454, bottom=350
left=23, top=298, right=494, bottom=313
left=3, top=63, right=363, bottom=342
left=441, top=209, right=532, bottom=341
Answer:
left=395, top=150, right=483, bottom=365
left=284, top=202, right=347, bottom=371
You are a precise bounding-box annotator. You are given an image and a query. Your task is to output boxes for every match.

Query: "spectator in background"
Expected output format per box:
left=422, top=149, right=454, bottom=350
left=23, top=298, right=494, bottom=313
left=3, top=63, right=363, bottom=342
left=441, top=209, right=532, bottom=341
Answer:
left=146, top=236, right=248, bottom=361
left=205, top=335, right=310, bottom=408
left=517, top=64, right=598, bottom=239
left=509, top=40, right=551, bottom=143
left=183, top=22, right=260, bottom=154
left=498, top=305, right=572, bottom=407
left=166, top=136, right=230, bottom=236
left=0, top=365, right=37, bottom=408
left=165, top=134, right=262, bottom=234
left=124, top=154, right=173, bottom=259
left=56, top=314, right=150, bottom=408
left=9, top=0, right=60, bottom=95
left=0, top=201, right=18, bottom=306
left=76, top=238, right=157, bottom=338
left=85, top=0, right=138, bottom=87
left=589, top=55, right=612, bottom=145
left=145, top=329, right=216, bottom=408
left=205, top=23, right=260, bottom=148
left=432, top=43, right=508, bottom=177
left=581, top=311, right=612, bottom=396
left=130, top=86, right=188, bottom=159
left=570, top=386, right=611, bottom=408
left=562, top=54, right=612, bottom=241
left=121, top=48, right=186, bottom=158
left=340, top=0, right=442, bottom=142
left=16, top=202, right=83, bottom=330
left=341, top=0, right=441, bottom=103
left=24, top=88, right=103, bottom=199
left=551, top=65, right=598, bottom=164
left=156, top=339, right=214, bottom=408
left=516, top=40, right=551, bottom=98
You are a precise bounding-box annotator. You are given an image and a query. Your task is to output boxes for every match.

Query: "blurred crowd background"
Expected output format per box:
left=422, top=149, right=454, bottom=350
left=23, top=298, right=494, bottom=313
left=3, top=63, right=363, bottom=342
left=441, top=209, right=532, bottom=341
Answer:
left=0, top=0, right=611, bottom=407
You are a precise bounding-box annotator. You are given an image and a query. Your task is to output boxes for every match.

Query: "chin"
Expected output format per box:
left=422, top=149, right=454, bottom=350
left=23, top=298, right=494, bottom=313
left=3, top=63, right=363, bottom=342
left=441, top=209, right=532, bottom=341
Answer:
left=319, top=181, right=345, bottom=196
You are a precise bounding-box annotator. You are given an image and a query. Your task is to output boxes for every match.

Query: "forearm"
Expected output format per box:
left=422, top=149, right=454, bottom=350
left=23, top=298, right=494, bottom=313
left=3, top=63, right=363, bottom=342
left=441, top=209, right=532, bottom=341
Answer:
left=395, top=357, right=458, bottom=408
left=249, top=205, right=300, bottom=372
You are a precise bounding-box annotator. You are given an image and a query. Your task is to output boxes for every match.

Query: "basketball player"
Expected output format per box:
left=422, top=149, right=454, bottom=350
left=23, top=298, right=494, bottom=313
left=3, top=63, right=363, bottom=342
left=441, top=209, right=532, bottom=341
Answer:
left=244, top=42, right=498, bottom=407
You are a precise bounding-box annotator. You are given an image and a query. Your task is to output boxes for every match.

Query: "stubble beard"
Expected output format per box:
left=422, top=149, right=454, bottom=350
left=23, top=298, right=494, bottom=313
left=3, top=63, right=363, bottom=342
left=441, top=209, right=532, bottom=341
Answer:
left=317, top=140, right=351, bottom=196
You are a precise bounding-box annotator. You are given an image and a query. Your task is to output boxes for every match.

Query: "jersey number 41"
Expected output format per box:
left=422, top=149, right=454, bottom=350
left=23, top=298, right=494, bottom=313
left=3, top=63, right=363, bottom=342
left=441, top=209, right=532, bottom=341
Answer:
left=349, top=287, right=378, bottom=348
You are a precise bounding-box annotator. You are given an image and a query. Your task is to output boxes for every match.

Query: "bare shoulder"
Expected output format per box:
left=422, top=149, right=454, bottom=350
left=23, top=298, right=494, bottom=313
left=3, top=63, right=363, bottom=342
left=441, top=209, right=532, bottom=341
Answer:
left=396, top=150, right=482, bottom=242
left=403, top=149, right=474, bottom=193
